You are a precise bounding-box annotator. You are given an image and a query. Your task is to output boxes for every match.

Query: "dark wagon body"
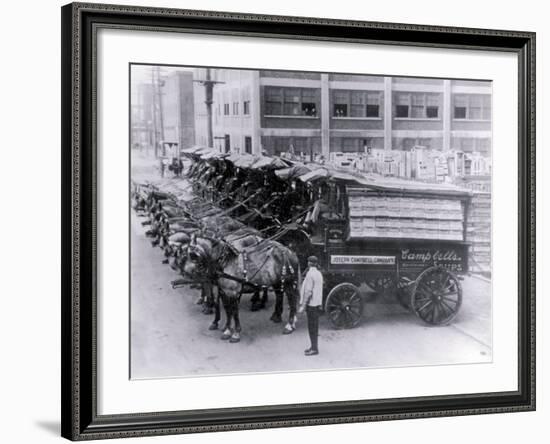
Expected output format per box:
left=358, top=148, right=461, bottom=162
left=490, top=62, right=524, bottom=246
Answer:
left=316, top=238, right=469, bottom=280
left=283, top=176, right=473, bottom=329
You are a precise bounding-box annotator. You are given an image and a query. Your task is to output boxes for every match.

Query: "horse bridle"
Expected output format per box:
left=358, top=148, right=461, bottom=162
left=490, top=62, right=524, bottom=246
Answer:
left=187, top=235, right=237, bottom=276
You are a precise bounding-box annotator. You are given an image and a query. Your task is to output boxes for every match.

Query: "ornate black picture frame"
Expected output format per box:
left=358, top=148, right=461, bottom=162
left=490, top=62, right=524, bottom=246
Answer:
left=61, top=2, right=535, bottom=440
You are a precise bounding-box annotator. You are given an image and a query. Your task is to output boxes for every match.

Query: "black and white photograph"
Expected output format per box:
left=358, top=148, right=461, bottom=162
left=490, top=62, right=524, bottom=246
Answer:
left=130, top=64, right=493, bottom=379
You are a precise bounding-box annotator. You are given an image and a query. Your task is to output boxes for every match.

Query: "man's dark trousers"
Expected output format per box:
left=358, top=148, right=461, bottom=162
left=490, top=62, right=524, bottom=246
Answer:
left=306, top=305, right=320, bottom=352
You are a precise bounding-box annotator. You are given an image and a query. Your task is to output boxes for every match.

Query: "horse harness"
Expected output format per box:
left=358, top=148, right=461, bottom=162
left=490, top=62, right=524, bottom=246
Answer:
left=190, top=235, right=294, bottom=293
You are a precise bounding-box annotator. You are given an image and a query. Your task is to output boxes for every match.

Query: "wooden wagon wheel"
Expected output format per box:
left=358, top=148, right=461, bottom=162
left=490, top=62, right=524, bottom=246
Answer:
left=410, top=266, right=462, bottom=325
left=324, top=283, right=363, bottom=329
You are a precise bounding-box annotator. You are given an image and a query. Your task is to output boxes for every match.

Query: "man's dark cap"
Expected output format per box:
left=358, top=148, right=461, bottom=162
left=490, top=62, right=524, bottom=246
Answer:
left=307, top=255, right=319, bottom=265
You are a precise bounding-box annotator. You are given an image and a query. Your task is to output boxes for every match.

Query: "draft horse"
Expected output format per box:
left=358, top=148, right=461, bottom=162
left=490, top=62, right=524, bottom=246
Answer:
left=183, top=235, right=300, bottom=343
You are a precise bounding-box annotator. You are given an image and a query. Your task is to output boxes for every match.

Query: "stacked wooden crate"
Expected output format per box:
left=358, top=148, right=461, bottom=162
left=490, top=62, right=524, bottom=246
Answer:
left=465, top=192, right=491, bottom=273
left=348, top=193, right=464, bottom=241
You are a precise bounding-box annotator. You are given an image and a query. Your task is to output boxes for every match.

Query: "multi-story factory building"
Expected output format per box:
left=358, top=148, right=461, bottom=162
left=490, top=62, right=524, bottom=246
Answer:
left=193, top=68, right=491, bottom=161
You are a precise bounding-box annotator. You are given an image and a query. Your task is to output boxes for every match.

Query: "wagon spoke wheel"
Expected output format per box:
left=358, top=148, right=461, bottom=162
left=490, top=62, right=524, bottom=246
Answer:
left=410, top=266, right=462, bottom=325
left=324, top=283, right=363, bottom=329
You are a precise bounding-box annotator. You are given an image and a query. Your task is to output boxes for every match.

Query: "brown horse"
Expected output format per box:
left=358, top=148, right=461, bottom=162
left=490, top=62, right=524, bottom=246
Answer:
left=183, top=235, right=299, bottom=343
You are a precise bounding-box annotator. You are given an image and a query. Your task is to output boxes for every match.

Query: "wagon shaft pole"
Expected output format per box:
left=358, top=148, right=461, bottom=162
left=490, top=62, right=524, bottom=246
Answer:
left=171, top=278, right=204, bottom=289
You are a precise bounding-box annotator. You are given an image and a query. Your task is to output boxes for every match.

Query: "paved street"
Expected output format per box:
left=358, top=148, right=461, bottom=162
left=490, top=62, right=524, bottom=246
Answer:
left=130, top=210, right=492, bottom=379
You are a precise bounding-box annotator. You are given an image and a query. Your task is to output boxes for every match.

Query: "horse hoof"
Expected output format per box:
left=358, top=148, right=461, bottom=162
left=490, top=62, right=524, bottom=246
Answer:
left=195, top=297, right=204, bottom=305
left=270, top=314, right=282, bottom=323
left=208, top=323, right=218, bottom=331
left=282, top=326, right=295, bottom=335
left=161, top=259, right=169, bottom=264
left=220, top=329, right=232, bottom=340
left=229, top=334, right=241, bottom=343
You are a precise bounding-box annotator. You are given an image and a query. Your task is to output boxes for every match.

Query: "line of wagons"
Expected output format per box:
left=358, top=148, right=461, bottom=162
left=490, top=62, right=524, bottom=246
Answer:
left=132, top=146, right=473, bottom=341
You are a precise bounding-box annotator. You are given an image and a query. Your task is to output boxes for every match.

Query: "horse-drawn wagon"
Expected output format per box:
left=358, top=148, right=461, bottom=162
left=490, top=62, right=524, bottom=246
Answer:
left=277, top=169, right=473, bottom=329
left=134, top=151, right=474, bottom=339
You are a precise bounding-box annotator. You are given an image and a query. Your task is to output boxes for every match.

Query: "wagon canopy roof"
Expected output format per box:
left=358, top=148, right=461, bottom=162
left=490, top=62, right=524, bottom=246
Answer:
left=195, top=147, right=214, bottom=155
left=226, top=153, right=242, bottom=163
left=298, top=168, right=330, bottom=182
left=274, top=164, right=312, bottom=180
left=197, top=149, right=215, bottom=159
left=200, top=150, right=229, bottom=160
left=232, top=154, right=257, bottom=168
left=249, top=155, right=291, bottom=170
left=347, top=174, right=472, bottom=197
left=181, top=145, right=208, bottom=154
left=224, top=154, right=291, bottom=170
left=298, top=162, right=471, bottom=197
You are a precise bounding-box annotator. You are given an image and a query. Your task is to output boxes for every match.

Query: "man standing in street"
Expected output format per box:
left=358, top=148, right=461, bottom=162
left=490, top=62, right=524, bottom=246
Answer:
left=159, top=157, right=165, bottom=178
left=299, top=256, right=324, bottom=356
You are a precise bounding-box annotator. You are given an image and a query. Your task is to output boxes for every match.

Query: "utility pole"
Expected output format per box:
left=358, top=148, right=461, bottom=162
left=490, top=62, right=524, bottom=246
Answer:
left=150, top=68, right=158, bottom=158
left=156, top=66, right=165, bottom=156
left=194, top=68, right=224, bottom=149
left=205, top=68, right=214, bottom=149
left=150, top=66, right=166, bottom=158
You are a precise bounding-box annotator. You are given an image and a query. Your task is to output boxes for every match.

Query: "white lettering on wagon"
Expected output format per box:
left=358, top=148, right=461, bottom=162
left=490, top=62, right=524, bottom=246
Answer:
left=330, top=255, right=396, bottom=265
left=400, top=249, right=462, bottom=262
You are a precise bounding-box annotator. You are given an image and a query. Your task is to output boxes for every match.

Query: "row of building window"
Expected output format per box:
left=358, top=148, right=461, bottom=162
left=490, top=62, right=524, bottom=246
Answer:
left=394, top=93, right=440, bottom=119
left=215, top=88, right=491, bottom=121
left=333, top=90, right=381, bottom=118
left=265, top=88, right=318, bottom=116
left=221, top=100, right=251, bottom=116
left=260, top=87, right=490, bottom=121
left=453, top=94, right=491, bottom=120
